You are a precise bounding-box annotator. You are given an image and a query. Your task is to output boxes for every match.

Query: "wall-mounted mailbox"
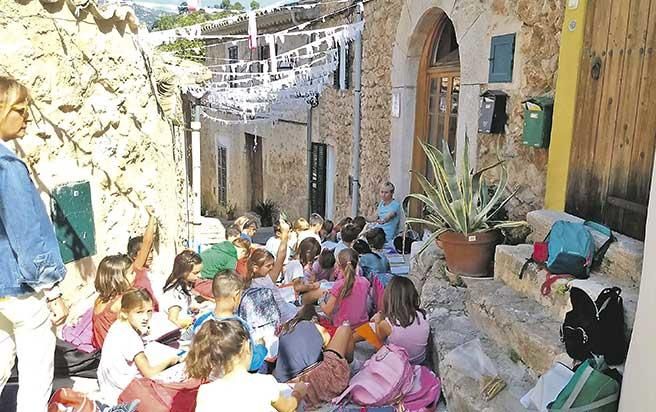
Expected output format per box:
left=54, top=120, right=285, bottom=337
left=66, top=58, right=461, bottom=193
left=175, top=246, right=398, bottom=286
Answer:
left=51, top=181, right=96, bottom=264
left=478, top=90, right=508, bottom=134
left=523, top=96, right=554, bottom=148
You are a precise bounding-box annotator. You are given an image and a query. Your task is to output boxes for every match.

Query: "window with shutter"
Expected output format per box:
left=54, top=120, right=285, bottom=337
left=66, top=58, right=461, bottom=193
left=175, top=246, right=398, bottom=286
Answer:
left=333, top=43, right=351, bottom=90
left=488, top=34, right=516, bottom=83
left=217, top=145, right=228, bottom=205
left=228, top=46, right=239, bottom=88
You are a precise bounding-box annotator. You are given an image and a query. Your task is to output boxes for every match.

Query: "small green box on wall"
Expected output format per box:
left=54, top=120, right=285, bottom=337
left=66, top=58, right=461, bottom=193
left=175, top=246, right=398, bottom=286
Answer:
left=51, top=181, right=96, bottom=264
left=522, top=96, right=554, bottom=148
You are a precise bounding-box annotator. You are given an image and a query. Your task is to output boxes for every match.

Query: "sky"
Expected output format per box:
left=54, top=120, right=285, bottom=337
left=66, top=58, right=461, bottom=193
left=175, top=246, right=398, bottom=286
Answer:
left=133, top=0, right=287, bottom=12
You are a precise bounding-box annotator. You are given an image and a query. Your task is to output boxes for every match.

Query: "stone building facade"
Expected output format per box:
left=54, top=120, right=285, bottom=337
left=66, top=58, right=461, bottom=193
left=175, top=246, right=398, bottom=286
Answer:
left=0, top=0, right=200, bottom=305
left=200, top=0, right=564, bottom=224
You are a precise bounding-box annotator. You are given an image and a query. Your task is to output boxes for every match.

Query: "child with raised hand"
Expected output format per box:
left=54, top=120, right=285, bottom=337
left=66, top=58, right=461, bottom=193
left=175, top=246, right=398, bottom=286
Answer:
left=320, top=248, right=371, bottom=328
left=127, top=210, right=160, bottom=311
left=352, top=239, right=391, bottom=281
left=93, top=254, right=136, bottom=349
left=192, top=270, right=268, bottom=372
left=371, top=276, right=430, bottom=365
left=189, top=319, right=306, bottom=412
left=98, top=289, right=179, bottom=404
left=161, top=250, right=203, bottom=328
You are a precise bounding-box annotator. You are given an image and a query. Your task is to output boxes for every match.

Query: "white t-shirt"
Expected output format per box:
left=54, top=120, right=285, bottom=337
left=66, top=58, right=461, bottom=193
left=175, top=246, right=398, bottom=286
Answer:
left=250, top=276, right=298, bottom=322
left=333, top=241, right=350, bottom=260
left=297, top=231, right=321, bottom=245
left=265, top=237, right=291, bottom=263
left=98, top=321, right=145, bottom=404
left=196, top=370, right=286, bottom=412
left=160, top=285, right=191, bottom=316
left=282, top=260, right=305, bottom=285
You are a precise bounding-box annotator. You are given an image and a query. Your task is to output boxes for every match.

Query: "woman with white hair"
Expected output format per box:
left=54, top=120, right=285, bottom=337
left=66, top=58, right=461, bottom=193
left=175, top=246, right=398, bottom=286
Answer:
left=370, top=181, right=402, bottom=243
left=0, top=76, right=68, bottom=412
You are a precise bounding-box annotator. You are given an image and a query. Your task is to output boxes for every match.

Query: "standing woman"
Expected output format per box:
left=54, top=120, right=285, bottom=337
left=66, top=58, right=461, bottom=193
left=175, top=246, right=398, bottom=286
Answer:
left=0, top=76, right=68, bottom=412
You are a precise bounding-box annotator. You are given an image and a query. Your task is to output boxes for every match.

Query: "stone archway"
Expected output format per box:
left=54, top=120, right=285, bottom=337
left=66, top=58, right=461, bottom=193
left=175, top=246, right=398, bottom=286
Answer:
left=389, top=0, right=492, bottom=201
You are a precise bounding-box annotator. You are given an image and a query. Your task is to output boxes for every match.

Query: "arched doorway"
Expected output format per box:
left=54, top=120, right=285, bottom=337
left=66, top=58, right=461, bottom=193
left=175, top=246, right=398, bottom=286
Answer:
left=410, top=15, right=461, bottom=197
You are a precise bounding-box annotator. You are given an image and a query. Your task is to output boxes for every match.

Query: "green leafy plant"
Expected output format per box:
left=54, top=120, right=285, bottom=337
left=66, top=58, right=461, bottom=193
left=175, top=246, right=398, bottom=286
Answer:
left=254, top=199, right=279, bottom=227
left=404, top=137, right=526, bottom=254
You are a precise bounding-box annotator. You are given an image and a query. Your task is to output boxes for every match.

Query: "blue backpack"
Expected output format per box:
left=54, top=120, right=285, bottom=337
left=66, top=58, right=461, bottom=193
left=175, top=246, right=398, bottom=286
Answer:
left=520, top=220, right=614, bottom=281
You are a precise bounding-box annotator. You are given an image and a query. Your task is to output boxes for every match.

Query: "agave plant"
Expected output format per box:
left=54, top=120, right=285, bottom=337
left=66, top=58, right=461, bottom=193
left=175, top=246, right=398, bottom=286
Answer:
left=404, top=137, right=526, bottom=254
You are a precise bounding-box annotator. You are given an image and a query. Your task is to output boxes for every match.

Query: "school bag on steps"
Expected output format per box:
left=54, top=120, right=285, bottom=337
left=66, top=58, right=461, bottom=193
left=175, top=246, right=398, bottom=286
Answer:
left=561, top=286, right=628, bottom=365
left=333, top=344, right=415, bottom=407
left=520, top=220, right=615, bottom=281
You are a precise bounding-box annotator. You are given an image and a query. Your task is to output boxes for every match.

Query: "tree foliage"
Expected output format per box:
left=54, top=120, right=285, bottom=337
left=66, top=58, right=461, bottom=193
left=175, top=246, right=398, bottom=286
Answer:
left=221, top=0, right=231, bottom=9
left=232, top=2, right=244, bottom=10
left=152, top=11, right=233, bottom=60
left=250, top=1, right=260, bottom=9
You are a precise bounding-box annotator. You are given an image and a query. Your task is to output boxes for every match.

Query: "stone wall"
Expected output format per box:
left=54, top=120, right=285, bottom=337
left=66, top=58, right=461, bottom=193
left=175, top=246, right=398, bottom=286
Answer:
left=0, top=0, right=190, bottom=305
left=476, top=0, right=564, bottom=220
left=317, top=0, right=404, bottom=221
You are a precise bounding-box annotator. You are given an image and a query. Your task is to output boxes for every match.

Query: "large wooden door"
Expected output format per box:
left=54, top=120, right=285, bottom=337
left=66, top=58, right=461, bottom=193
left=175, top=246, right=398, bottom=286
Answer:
left=566, top=0, right=656, bottom=240
left=411, top=16, right=460, bottom=204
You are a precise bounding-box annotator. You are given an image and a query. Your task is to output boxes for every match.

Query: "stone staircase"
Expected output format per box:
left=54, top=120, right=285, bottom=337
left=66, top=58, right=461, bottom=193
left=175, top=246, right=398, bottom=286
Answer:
left=424, top=210, right=643, bottom=412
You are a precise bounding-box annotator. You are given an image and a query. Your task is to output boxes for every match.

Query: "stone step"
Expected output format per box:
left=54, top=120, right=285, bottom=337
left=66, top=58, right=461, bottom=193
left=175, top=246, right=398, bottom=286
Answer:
left=526, top=210, right=644, bottom=287
left=463, top=278, right=569, bottom=376
left=494, top=244, right=639, bottom=335
left=423, top=275, right=534, bottom=412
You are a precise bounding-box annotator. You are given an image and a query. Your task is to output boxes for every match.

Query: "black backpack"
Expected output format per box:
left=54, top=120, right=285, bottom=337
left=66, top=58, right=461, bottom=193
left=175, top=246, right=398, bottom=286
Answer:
left=561, top=286, right=628, bottom=365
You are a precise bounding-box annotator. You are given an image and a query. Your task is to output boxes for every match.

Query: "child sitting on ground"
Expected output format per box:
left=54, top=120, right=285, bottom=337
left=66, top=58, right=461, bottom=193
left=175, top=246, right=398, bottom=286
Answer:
left=333, top=223, right=360, bottom=259
left=371, top=276, right=429, bottom=365
left=188, top=319, right=306, bottom=412
left=364, top=227, right=387, bottom=254
left=288, top=218, right=310, bottom=255
left=161, top=250, right=203, bottom=328
left=192, top=270, right=268, bottom=372
left=226, top=224, right=241, bottom=243
left=320, top=219, right=336, bottom=243
left=127, top=212, right=160, bottom=311
left=310, top=248, right=337, bottom=282
left=232, top=237, right=252, bottom=282
left=98, top=289, right=179, bottom=404
left=93, top=254, right=136, bottom=349
left=320, top=248, right=371, bottom=328
left=265, top=221, right=291, bottom=263
left=274, top=305, right=353, bottom=409
left=283, top=238, right=327, bottom=306
left=298, top=213, right=323, bottom=244
left=352, top=239, right=391, bottom=281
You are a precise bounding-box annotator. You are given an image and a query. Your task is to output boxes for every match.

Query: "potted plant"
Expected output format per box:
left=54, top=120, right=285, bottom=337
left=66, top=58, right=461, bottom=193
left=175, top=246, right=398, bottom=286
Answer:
left=405, top=139, right=526, bottom=277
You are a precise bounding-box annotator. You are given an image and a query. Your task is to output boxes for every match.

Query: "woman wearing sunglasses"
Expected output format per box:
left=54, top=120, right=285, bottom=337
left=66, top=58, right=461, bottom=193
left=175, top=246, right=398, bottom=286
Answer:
left=0, top=76, right=68, bottom=412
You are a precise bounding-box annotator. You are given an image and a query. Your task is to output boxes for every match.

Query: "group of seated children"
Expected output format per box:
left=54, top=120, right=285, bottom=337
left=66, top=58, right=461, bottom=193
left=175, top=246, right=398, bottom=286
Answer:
left=75, top=211, right=429, bottom=410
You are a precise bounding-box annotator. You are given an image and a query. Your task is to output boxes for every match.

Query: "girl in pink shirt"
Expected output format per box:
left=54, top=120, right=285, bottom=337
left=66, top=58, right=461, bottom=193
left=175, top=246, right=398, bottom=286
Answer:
left=320, top=248, right=370, bottom=328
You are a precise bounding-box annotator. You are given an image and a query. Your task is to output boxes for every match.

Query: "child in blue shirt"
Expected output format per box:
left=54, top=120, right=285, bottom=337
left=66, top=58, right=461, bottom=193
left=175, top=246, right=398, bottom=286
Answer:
left=192, top=270, right=267, bottom=372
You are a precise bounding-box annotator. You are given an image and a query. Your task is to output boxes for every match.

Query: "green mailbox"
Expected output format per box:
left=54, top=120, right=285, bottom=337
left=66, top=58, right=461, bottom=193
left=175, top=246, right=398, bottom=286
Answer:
left=51, top=181, right=96, bottom=264
left=522, top=96, right=554, bottom=148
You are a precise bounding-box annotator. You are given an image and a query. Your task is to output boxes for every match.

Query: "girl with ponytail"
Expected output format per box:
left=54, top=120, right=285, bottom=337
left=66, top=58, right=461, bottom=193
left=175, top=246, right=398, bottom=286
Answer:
left=319, top=248, right=370, bottom=328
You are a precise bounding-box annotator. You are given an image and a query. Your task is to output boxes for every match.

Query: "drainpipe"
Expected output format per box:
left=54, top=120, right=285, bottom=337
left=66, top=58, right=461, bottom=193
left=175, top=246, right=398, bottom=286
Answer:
left=191, top=105, right=201, bottom=247
left=307, top=106, right=313, bottom=218
left=350, top=1, right=364, bottom=217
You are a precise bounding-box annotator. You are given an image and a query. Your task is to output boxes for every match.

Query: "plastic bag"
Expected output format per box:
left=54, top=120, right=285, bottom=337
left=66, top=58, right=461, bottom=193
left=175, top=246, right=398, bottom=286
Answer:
left=442, top=338, right=506, bottom=401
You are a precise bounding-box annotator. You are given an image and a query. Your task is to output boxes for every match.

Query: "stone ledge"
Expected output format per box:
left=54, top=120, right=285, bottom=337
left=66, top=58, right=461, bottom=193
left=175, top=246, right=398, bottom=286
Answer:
left=464, top=278, right=569, bottom=376
left=526, top=210, right=643, bottom=286
left=422, top=274, right=534, bottom=412
left=494, top=244, right=639, bottom=336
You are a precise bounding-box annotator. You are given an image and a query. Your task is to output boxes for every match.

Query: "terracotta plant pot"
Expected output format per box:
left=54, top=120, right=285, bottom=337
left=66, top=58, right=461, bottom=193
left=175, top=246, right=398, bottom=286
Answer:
left=438, top=230, right=501, bottom=277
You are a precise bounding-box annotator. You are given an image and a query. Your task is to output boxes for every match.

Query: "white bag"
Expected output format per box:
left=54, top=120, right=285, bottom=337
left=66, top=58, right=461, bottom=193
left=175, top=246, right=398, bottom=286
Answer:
left=521, top=362, right=574, bottom=411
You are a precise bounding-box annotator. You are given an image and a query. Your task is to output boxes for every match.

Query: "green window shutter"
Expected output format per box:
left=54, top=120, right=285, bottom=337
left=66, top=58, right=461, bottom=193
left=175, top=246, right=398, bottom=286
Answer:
left=488, top=34, right=516, bottom=83
left=51, top=181, right=96, bottom=264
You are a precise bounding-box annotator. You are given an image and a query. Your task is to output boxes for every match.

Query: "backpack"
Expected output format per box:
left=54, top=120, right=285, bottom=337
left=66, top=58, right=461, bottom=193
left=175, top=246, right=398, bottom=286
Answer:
left=333, top=344, right=415, bottom=407
left=403, top=366, right=441, bottom=412
left=118, top=378, right=201, bottom=412
left=547, top=357, right=620, bottom=412
left=561, top=286, right=627, bottom=365
left=237, top=287, right=282, bottom=336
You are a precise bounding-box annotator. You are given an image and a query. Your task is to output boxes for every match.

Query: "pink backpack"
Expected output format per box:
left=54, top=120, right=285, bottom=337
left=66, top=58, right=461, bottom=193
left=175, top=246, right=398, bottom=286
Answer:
left=403, top=366, right=441, bottom=412
left=61, top=308, right=95, bottom=353
left=333, top=344, right=415, bottom=407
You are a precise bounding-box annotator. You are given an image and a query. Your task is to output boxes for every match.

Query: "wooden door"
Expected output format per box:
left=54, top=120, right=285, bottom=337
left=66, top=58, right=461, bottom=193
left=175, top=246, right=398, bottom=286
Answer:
left=245, top=133, right=264, bottom=209
left=566, top=0, right=656, bottom=240
left=411, top=16, right=460, bottom=208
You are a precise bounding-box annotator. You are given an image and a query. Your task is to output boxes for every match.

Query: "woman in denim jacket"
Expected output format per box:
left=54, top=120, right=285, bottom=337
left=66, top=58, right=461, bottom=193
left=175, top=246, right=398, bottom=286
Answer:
left=0, top=76, right=68, bottom=412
